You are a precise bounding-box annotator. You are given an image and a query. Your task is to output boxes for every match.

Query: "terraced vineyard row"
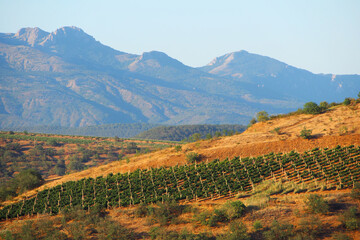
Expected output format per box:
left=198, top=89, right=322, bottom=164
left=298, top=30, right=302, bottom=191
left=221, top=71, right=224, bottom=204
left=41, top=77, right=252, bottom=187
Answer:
left=1, top=145, right=360, bottom=220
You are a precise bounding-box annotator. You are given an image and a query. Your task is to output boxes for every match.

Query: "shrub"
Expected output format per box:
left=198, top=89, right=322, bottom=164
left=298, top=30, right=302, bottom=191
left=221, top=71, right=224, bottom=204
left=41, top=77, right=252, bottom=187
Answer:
left=296, top=217, right=323, bottom=239
left=350, top=182, right=360, bottom=200
left=150, top=201, right=185, bottom=226
left=174, top=145, right=182, bottom=152
left=305, top=194, right=329, bottom=214
left=249, top=118, right=257, bottom=126
left=300, top=127, right=312, bottom=139
left=186, top=152, right=201, bottom=163
left=263, top=220, right=295, bottom=240
left=222, top=200, right=246, bottom=220
left=332, top=233, right=353, bottom=240
left=196, top=209, right=227, bottom=227
left=134, top=202, right=148, bottom=218
left=253, top=220, right=263, bottom=231
left=211, top=209, right=228, bottom=225
left=339, top=206, right=360, bottom=230
left=319, top=101, right=329, bottom=112
left=149, top=227, right=214, bottom=240
left=343, top=98, right=351, bottom=106
left=47, top=139, right=61, bottom=147
left=256, top=111, right=269, bottom=122
left=303, top=102, right=321, bottom=114
left=271, top=127, right=281, bottom=135
left=218, top=221, right=250, bottom=240
left=97, top=219, right=135, bottom=240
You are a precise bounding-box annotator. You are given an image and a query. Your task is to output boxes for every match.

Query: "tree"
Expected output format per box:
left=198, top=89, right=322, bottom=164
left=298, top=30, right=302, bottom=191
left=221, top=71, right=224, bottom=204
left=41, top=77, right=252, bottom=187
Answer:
left=248, top=118, right=257, bottom=127
left=256, top=111, right=269, bottom=122
left=319, top=101, right=329, bottom=112
left=69, top=156, right=84, bottom=171
left=343, top=98, right=351, bottom=106
left=303, top=102, right=321, bottom=114
left=15, top=169, right=44, bottom=193
left=191, top=133, right=202, bottom=142
left=54, top=159, right=66, bottom=176
left=205, top=133, right=212, bottom=140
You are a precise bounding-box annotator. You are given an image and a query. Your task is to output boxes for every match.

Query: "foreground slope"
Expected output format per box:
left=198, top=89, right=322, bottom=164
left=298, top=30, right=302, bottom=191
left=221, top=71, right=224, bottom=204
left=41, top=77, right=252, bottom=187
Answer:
left=1, top=103, right=360, bottom=240
left=11, top=102, right=360, bottom=197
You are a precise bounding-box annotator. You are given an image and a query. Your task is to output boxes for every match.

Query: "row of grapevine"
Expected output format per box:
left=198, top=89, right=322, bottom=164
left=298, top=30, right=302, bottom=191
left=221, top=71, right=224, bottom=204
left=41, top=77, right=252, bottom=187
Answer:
left=1, top=145, right=360, bottom=220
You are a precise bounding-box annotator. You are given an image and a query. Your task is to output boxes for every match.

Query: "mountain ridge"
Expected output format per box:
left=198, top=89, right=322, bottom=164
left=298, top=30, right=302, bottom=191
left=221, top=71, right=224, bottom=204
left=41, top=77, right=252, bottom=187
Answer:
left=0, top=26, right=359, bottom=128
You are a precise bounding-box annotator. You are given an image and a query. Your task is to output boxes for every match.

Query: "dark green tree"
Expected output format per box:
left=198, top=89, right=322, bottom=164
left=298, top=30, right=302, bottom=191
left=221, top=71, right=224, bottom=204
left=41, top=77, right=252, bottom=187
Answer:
left=343, top=98, right=351, bottom=106
left=303, top=102, right=321, bottom=114
left=15, top=169, right=44, bottom=193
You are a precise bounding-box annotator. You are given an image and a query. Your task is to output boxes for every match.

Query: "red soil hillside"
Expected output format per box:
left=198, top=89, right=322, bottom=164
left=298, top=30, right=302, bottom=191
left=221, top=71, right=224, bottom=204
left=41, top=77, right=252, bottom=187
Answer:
left=14, top=102, right=360, bottom=200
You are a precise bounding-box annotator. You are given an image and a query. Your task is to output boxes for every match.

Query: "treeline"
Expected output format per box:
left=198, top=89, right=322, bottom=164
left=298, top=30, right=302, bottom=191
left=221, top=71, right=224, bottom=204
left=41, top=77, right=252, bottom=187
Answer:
left=135, top=124, right=246, bottom=141
left=1, top=123, right=158, bottom=138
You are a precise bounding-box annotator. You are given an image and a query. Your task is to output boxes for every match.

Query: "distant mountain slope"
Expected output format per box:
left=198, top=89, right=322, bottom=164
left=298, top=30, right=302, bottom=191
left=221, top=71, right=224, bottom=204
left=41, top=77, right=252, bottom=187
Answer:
left=0, top=27, right=359, bottom=128
left=198, top=50, right=360, bottom=103
left=135, top=124, right=246, bottom=141
left=1, top=123, right=158, bottom=138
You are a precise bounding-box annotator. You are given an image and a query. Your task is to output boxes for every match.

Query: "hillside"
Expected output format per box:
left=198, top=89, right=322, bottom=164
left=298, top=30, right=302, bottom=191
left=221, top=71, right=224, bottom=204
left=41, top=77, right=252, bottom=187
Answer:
left=135, top=124, right=246, bottom=141
left=1, top=27, right=360, bottom=128
left=0, top=123, right=158, bottom=138
left=1, top=103, right=360, bottom=239
left=9, top=102, right=360, bottom=196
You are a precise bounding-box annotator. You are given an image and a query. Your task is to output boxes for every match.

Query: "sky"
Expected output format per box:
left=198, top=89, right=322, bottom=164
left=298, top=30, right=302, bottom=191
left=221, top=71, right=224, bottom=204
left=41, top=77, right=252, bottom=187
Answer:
left=0, top=0, right=359, bottom=74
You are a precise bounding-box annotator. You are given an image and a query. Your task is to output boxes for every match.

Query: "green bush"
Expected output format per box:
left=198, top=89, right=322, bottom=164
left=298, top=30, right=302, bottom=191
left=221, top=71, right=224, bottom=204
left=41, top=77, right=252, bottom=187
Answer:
left=149, top=227, right=214, bottom=240
left=303, top=102, right=321, bottom=114
left=350, top=182, right=360, bottom=200
left=300, top=127, right=312, bottom=139
left=134, top=202, right=149, bottom=218
left=256, top=111, right=269, bottom=122
left=343, top=98, right=351, bottom=106
left=47, top=139, right=61, bottom=147
left=332, top=233, right=353, bottom=240
left=222, top=200, right=246, bottom=220
left=217, top=221, right=250, bottom=240
left=296, top=217, right=323, bottom=239
left=186, top=152, right=201, bottom=163
left=263, top=220, right=295, bottom=240
left=319, top=101, right=329, bottom=112
left=305, top=194, right=329, bottom=214
left=149, top=201, right=186, bottom=226
left=340, top=206, right=360, bottom=230
left=253, top=220, right=263, bottom=231
left=174, top=145, right=182, bottom=152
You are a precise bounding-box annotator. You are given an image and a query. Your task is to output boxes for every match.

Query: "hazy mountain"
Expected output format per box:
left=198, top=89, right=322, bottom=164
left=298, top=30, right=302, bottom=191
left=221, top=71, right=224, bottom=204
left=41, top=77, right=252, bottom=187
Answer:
left=0, top=27, right=359, bottom=128
left=199, top=50, right=360, bottom=103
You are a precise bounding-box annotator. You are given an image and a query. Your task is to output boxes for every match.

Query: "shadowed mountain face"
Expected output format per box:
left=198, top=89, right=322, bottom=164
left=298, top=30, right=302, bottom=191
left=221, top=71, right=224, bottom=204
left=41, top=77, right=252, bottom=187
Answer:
left=0, top=27, right=359, bottom=128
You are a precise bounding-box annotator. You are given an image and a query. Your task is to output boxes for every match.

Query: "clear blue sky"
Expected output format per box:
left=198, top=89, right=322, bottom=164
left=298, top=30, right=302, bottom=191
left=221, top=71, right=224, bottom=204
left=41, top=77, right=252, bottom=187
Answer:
left=1, top=0, right=359, bottom=74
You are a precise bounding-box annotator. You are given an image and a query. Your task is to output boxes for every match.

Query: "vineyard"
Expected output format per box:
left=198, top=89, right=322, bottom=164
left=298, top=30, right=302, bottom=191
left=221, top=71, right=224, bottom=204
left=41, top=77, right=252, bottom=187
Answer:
left=1, top=144, right=360, bottom=220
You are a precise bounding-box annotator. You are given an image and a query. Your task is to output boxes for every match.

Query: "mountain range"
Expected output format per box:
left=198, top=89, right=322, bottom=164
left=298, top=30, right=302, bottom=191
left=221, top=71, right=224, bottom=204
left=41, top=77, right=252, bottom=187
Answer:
left=0, top=26, right=359, bottom=128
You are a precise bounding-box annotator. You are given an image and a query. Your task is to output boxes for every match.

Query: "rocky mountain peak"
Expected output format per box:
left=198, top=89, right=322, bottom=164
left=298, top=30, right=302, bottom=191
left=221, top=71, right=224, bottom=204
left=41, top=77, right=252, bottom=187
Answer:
left=129, top=50, right=187, bottom=71
left=41, top=26, right=95, bottom=46
left=14, top=27, right=49, bottom=46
